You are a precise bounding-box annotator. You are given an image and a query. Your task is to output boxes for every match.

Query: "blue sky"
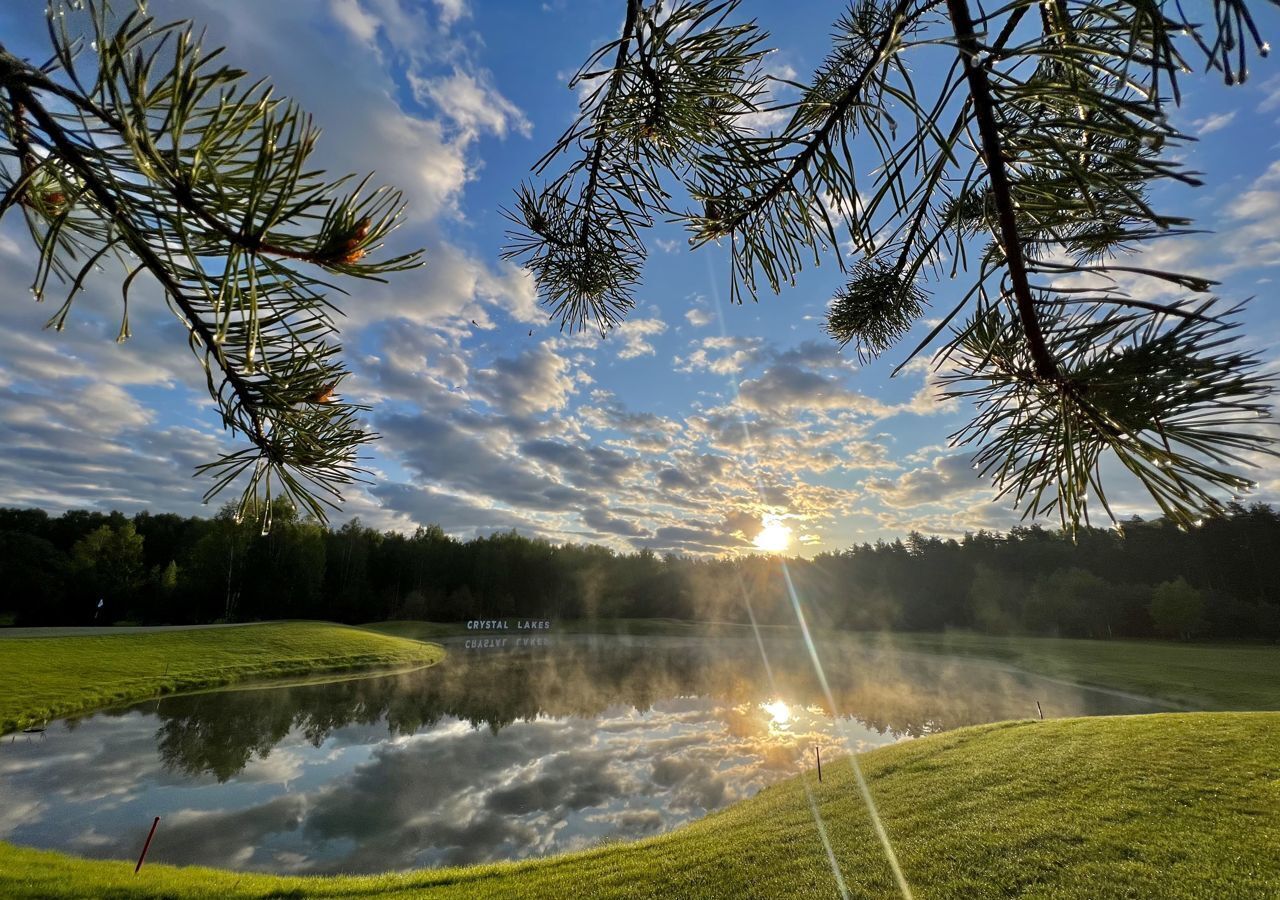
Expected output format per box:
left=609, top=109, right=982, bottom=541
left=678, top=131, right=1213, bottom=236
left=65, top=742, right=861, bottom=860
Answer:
left=0, top=0, right=1278, bottom=555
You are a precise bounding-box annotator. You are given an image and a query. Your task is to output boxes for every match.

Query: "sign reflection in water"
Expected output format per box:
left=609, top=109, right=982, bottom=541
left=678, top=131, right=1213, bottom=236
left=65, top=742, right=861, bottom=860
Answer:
left=0, top=635, right=1163, bottom=874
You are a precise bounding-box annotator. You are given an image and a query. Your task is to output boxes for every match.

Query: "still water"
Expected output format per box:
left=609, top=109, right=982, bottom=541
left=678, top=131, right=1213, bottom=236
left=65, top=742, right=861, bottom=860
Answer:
left=1, top=635, right=1163, bottom=873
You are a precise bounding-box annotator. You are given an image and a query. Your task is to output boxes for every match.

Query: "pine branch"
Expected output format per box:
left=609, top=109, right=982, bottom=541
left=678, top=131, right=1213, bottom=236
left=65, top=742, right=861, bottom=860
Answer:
left=0, top=1, right=424, bottom=526
left=576, top=0, right=643, bottom=251
left=946, top=0, right=1058, bottom=383
left=10, top=78, right=267, bottom=444
left=512, top=0, right=1280, bottom=531
left=704, top=0, right=916, bottom=244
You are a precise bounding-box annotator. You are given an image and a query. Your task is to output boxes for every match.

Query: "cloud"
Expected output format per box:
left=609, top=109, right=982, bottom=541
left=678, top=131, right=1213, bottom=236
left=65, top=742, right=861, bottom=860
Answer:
left=737, top=365, right=889, bottom=416
left=0, top=0, right=1273, bottom=555
left=864, top=453, right=984, bottom=508
left=433, top=0, right=468, bottom=27
left=373, top=482, right=538, bottom=535
left=330, top=0, right=381, bottom=48
left=613, top=317, right=669, bottom=360
left=1257, top=74, right=1280, bottom=114
left=674, top=335, right=766, bottom=375
left=414, top=67, right=532, bottom=139
left=475, top=345, right=576, bottom=416
left=1191, top=110, right=1236, bottom=135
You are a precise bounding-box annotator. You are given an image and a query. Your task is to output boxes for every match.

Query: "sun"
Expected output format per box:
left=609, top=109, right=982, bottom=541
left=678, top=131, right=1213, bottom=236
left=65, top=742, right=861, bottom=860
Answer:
left=762, top=699, right=791, bottom=726
left=753, top=516, right=793, bottom=554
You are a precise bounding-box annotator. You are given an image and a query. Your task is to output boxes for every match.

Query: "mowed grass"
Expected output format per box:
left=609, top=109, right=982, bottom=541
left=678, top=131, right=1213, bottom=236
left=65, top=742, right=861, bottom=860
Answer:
left=0, top=622, right=444, bottom=733
left=1, top=712, right=1276, bottom=898
left=878, top=631, right=1280, bottom=710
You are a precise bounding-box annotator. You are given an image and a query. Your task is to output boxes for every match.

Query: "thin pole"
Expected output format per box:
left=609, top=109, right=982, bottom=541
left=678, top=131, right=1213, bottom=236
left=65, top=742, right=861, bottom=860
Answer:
left=1036, top=700, right=1044, bottom=720
left=816, top=745, right=823, bottom=782
left=134, top=817, right=160, bottom=873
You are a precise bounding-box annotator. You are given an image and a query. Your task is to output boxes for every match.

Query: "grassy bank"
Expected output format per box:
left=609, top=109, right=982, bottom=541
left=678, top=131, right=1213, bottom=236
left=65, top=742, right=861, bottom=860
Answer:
left=879, top=631, right=1280, bottom=710
left=1, top=712, right=1276, bottom=898
left=0, top=622, right=444, bottom=733
left=366, top=619, right=1280, bottom=710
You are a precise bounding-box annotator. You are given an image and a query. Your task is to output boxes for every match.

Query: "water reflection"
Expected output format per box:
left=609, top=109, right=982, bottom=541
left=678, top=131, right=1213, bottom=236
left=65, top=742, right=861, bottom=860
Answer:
left=0, top=635, right=1160, bottom=873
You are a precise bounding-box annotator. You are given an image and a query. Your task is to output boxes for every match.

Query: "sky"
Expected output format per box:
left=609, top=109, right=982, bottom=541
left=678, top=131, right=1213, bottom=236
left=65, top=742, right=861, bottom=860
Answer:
left=0, top=0, right=1278, bottom=556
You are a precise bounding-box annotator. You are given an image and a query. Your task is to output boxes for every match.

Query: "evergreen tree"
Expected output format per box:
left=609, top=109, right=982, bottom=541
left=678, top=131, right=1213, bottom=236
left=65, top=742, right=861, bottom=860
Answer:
left=0, top=1, right=423, bottom=525
left=508, top=0, right=1279, bottom=530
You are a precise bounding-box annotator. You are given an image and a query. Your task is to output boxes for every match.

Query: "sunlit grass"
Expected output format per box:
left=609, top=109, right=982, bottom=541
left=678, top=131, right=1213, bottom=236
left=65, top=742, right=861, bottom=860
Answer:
left=878, top=631, right=1280, bottom=710
left=0, top=713, right=1275, bottom=898
left=0, top=622, right=444, bottom=734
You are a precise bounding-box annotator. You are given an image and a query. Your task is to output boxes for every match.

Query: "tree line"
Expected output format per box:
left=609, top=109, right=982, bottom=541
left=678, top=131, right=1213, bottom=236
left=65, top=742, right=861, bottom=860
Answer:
left=1, top=502, right=1277, bottom=641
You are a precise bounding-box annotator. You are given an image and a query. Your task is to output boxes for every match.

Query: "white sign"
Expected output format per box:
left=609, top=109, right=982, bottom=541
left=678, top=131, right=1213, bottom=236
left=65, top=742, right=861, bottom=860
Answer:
left=465, top=619, right=553, bottom=631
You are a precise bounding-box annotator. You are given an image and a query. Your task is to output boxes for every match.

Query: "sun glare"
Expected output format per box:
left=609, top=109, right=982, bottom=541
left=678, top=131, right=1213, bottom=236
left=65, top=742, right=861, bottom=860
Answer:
left=753, top=516, right=793, bottom=553
left=762, top=699, right=791, bottom=726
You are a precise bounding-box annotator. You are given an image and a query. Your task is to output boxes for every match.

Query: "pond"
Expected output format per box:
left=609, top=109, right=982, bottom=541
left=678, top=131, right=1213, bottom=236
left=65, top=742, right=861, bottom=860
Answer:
left=0, top=634, right=1165, bottom=874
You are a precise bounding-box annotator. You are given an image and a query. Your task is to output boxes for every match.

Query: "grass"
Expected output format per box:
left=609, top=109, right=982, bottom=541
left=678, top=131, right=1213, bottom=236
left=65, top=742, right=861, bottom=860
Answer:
left=0, top=712, right=1275, bottom=898
left=877, top=631, right=1280, bottom=710
left=365, top=619, right=1280, bottom=710
left=0, top=622, right=444, bottom=734
left=366, top=620, right=471, bottom=640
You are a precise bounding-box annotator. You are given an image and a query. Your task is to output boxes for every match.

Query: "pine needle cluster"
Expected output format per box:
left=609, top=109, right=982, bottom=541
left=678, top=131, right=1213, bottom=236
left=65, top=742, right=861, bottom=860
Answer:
left=511, top=0, right=1279, bottom=530
left=0, top=1, right=423, bottom=527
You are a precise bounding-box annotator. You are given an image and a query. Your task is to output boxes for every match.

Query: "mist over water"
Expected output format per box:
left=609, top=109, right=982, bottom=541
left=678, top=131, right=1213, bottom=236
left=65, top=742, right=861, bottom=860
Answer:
left=0, top=635, right=1162, bottom=873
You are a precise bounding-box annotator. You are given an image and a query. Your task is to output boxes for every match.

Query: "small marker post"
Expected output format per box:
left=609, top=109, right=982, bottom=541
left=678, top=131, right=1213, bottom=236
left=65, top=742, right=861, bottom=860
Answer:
left=815, top=745, right=823, bottom=782
left=134, top=817, right=160, bottom=873
left=1036, top=700, right=1044, bottom=721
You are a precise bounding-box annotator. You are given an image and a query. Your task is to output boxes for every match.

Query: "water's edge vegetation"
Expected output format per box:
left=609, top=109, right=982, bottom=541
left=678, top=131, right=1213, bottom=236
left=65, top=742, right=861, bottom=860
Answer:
left=0, top=622, right=445, bottom=734
left=1, top=712, right=1275, bottom=898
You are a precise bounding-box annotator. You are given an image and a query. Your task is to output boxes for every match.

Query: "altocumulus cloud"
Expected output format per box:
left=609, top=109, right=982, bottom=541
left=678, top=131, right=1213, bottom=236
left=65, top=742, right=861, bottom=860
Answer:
left=0, top=0, right=1276, bottom=549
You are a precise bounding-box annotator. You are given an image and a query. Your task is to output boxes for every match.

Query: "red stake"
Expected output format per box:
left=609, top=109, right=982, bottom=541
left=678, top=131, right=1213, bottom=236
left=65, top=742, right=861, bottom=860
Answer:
left=134, top=816, right=160, bottom=873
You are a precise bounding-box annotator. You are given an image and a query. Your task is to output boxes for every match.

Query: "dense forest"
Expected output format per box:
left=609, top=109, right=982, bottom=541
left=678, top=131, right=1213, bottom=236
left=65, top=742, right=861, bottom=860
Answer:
left=1, top=502, right=1277, bottom=641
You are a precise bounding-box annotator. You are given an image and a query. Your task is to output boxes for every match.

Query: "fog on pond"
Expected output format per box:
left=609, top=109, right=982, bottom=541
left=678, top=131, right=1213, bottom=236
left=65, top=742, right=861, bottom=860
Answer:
left=1, top=635, right=1163, bottom=873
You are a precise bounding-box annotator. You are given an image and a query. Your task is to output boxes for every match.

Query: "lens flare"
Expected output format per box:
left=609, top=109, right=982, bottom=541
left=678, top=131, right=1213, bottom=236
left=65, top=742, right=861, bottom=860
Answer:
left=753, top=515, right=792, bottom=553
left=762, top=699, right=791, bottom=725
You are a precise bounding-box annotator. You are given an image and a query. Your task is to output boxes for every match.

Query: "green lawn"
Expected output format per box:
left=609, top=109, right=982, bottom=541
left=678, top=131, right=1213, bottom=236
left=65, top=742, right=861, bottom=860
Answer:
left=1, top=712, right=1275, bottom=898
left=0, top=622, right=444, bottom=733
left=878, top=631, right=1280, bottom=710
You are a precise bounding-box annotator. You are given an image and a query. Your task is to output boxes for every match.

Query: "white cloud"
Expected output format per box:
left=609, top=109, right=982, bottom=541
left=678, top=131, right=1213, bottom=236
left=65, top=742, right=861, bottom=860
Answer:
left=614, top=317, right=668, bottom=360
left=1257, top=74, right=1280, bottom=113
left=685, top=308, right=714, bottom=327
left=330, top=0, right=381, bottom=48
left=475, top=345, right=576, bottom=416
left=1191, top=110, right=1236, bottom=135
left=414, top=67, right=532, bottom=139
left=433, top=0, right=468, bottom=28
left=864, top=454, right=985, bottom=508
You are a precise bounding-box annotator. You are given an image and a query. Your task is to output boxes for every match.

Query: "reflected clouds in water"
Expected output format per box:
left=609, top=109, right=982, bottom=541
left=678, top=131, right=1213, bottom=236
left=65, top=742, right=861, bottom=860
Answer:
left=0, top=635, right=1164, bottom=873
